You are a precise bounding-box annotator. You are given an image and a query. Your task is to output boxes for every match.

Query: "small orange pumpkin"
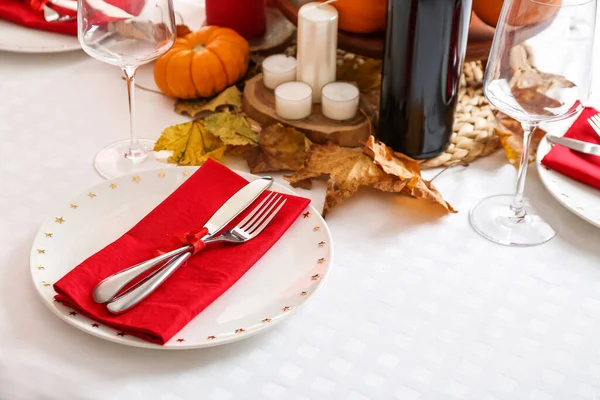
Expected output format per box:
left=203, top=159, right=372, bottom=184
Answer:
left=322, top=0, right=387, bottom=34
left=154, top=26, right=249, bottom=99
left=473, top=0, right=561, bottom=27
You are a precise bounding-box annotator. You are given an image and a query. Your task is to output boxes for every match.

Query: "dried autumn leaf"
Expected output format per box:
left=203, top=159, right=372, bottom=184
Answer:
left=336, top=58, right=382, bottom=93
left=245, top=124, right=310, bottom=173
left=364, top=136, right=456, bottom=213
left=285, top=142, right=407, bottom=217
left=494, top=111, right=546, bottom=167
left=154, top=120, right=226, bottom=165
left=204, top=113, right=258, bottom=147
left=174, top=86, right=242, bottom=118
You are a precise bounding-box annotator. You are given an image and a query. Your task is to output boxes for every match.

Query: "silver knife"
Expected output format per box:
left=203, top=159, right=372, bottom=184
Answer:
left=546, top=135, right=600, bottom=156
left=92, top=176, right=273, bottom=306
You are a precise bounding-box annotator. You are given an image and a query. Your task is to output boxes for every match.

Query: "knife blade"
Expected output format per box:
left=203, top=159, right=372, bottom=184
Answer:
left=49, top=0, right=77, bottom=12
left=92, top=176, right=273, bottom=304
left=546, top=135, right=600, bottom=156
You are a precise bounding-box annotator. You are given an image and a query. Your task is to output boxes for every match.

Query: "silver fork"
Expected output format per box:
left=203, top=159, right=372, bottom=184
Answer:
left=588, top=114, right=600, bottom=137
left=104, top=192, right=287, bottom=314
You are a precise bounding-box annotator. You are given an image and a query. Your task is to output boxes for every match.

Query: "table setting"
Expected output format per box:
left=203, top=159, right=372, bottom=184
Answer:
left=3, top=0, right=600, bottom=399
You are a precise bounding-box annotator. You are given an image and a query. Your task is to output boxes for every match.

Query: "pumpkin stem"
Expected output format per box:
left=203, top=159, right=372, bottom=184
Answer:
left=193, top=44, right=206, bottom=52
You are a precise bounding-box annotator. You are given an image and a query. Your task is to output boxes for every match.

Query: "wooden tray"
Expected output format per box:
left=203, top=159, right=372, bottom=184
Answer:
left=272, top=0, right=496, bottom=61
left=243, top=74, right=371, bottom=147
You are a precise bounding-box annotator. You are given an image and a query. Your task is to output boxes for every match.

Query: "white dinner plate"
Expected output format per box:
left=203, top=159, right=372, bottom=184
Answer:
left=30, top=167, right=333, bottom=349
left=0, top=20, right=80, bottom=53
left=537, top=135, right=600, bottom=228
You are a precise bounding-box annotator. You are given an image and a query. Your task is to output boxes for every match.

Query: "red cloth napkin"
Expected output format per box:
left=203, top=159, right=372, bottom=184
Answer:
left=54, top=160, right=311, bottom=344
left=0, top=0, right=77, bottom=35
left=0, top=0, right=145, bottom=36
left=541, top=107, right=600, bottom=189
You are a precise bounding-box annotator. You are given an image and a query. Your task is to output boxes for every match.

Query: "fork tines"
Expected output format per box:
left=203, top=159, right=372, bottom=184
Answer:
left=588, top=114, right=600, bottom=135
left=238, top=192, right=287, bottom=236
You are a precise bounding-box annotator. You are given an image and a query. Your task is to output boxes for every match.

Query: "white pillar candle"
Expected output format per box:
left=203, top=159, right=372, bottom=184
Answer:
left=296, top=2, right=338, bottom=103
left=262, top=54, right=297, bottom=90
left=321, top=82, right=360, bottom=121
left=275, top=82, right=313, bottom=120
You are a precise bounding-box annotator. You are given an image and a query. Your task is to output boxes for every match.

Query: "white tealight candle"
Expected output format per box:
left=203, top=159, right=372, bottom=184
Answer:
left=297, top=2, right=338, bottom=103
left=262, top=54, right=297, bottom=90
left=321, top=82, right=360, bottom=121
left=275, top=82, right=313, bottom=120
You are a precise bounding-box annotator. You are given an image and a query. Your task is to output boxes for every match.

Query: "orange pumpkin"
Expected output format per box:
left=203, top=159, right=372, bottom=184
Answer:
left=322, top=0, right=387, bottom=34
left=154, top=26, right=249, bottom=99
left=473, top=0, right=561, bottom=28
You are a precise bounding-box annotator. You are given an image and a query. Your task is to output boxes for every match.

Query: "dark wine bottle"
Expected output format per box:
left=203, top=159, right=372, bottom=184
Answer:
left=378, top=0, right=472, bottom=158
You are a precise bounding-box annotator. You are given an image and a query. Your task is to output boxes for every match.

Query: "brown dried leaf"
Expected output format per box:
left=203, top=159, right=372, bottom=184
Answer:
left=285, top=142, right=404, bottom=217
left=174, top=86, right=242, bottom=118
left=494, top=112, right=547, bottom=167
left=245, top=124, right=310, bottom=173
left=364, top=137, right=456, bottom=213
left=336, top=58, right=382, bottom=93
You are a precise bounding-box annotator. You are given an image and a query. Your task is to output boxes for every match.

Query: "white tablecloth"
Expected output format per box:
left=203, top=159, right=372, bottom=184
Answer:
left=3, top=6, right=600, bottom=400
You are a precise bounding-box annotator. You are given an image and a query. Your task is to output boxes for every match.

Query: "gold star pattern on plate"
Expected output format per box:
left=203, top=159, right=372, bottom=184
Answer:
left=70, top=203, right=78, bottom=209
left=42, top=281, right=51, bottom=287
left=313, top=226, right=320, bottom=232
left=158, top=172, right=166, bottom=178
left=303, top=211, right=311, bottom=219
left=282, top=306, right=291, bottom=312
left=132, top=176, right=141, bottom=183
left=109, top=183, right=117, bottom=189
left=45, top=232, right=53, bottom=238
left=88, top=192, right=96, bottom=199
left=91, top=323, right=99, bottom=328
left=317, top=258, right=325, bottom=264
left=183, top=170, right=190, bottom=176
left=176, top=338, right=185, bottom=343
left=262, top=318, right=272, bottom=323
left=318, top=241, right=325, bottom=247
left=235, top=329, right=245, bottom=334
left=37, top=265, right=44, bottom=270
left=37, top=249, right=45, bottom=254
left=300, top=291, right=308, bottom=296
left=69, top=311, right=77, bottom=316
left=116, top=332, right=125, bottom=337
left=207, top=335, right=216, bottom=340
left=55, top=217, right=65, bottom=224
left=311, top=274, right=320, bottom=281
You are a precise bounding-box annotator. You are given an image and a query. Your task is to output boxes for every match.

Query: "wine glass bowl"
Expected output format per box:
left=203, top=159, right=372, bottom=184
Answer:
left=78, top=0, right=176, bottom=179
left=470, top=0, right=597, bottom=246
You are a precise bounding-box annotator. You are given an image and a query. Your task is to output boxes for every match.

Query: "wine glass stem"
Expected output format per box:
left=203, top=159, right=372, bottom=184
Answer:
left=510, top=122, right=536, bottom=218
left=123, top=66, right=146, bottom=161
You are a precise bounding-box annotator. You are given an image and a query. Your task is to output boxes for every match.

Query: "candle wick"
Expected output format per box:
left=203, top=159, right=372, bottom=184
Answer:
left=318, top=0, right=337, bottom=6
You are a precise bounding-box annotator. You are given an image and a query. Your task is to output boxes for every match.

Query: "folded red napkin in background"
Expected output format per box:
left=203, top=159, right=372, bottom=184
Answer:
left=541, top=107, right=600, bottom=189
left=54, top=160, right=311, bottom=344
left=0, top=0, right=77, bottom=35
left=0, top=0, right=145, bottom=36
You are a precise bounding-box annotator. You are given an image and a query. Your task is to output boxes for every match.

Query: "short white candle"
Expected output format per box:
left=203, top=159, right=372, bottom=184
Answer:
left=297, top=2, right=338, bottom=103
left=262, top=55, right=297, bottom=90
left=275, top=81, right=313, bottom=120
left=321, top=82, right=360, bottom=121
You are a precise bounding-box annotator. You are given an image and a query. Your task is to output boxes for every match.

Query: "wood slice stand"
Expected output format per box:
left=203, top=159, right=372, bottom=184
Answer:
left=243, top=74, right=371, bottom=147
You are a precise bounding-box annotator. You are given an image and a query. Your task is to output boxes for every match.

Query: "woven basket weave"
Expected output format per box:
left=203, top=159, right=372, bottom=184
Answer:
left=419, top=61, right=500, bottom=169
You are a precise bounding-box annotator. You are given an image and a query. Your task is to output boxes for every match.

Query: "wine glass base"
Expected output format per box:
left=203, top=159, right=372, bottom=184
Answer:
left=469, top=194, right=557, bottom=247
left=94, top=139, right=171, bottom=179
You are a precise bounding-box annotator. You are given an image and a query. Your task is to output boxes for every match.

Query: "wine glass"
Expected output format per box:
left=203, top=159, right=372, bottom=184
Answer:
left=471, top=0, right=596, bottom=246
left=78, top=0, right=176, bottom=179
